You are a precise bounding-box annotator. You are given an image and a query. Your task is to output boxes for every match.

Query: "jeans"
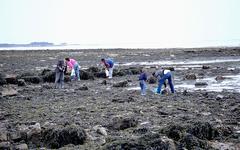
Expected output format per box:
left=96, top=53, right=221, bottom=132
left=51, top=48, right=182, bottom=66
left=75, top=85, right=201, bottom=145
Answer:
left=140, top=80, right=147, bottom=95
left=157, top=72, right=174, bottom=94
left=55, top=72, right=64, bottom=88
left=108, top=66, right=114, bottom=79
left=73, top=63, right=80, bottom=80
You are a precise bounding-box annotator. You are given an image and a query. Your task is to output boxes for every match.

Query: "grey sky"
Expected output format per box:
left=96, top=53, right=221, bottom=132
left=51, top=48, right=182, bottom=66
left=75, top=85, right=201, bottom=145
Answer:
left=1, top=0, right=240, bottom=47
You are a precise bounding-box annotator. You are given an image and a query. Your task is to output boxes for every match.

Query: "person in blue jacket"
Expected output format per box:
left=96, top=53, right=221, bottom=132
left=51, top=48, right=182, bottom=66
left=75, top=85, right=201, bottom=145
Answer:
left=139, top=69, right=147, bottom=95
left=101, top=58, right=114, bottom=79
left=153, top=68, right=174, bottom=94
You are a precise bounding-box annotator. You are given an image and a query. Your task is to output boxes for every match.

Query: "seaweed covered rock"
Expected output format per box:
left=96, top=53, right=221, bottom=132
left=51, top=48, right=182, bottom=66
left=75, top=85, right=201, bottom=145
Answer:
left=103, top=133, right=176, bottom=150
left=42, top=125, right=87, bottom=149
left=21, top=76, right=42, bottom=84
left=179, top=133, right=208, bottom=150
left=184, top=73, right=197, bottom=80
left=80, top=70, right=94, bottom=80
left=107, top=116, right=138, bottom=130
left=162, top=124, right=185, bottom=141
left=41, top=70, right=55, bottom=82
left=147, top=76, right=157, bottom=84
left=187, top=122, right=219, bottom=140
left=17, top=79, right=26, bottom=86
left=5, top=75, right=18, bottom=84
left=113, top=80, right=128, bottom=87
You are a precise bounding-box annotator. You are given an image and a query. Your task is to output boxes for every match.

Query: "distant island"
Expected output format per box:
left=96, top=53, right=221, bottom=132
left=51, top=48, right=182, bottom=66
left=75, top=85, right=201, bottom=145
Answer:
left=0, top=42, right=63, bottom=48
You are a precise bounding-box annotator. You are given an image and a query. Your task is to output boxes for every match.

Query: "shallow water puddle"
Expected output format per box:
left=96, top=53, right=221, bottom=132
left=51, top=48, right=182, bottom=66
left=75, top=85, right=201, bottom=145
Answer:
left=127, top=74, right=240, bottom=93
left=120, top=57, right=240, bottom=66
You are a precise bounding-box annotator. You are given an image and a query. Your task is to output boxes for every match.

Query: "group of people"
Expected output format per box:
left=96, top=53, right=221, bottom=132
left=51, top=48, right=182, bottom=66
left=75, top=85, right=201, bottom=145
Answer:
left=139, top=68, right=175, bottom=95
left=55, top=57, right=175, bottom=95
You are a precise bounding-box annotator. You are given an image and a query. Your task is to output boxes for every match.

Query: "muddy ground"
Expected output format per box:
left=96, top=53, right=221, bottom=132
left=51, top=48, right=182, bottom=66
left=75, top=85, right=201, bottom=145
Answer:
left=0, top=47, right=240, bottom=149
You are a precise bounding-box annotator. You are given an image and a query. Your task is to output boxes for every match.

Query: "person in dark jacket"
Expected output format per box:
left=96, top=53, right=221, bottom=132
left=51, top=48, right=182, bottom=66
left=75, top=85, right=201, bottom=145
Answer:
left=153, top=68, right=174, bottom=94
left=55, top=60, right=66, bottom=89
left=139, top=69, right=147, bottom=95
left=101, top=58, right=114, bottom=79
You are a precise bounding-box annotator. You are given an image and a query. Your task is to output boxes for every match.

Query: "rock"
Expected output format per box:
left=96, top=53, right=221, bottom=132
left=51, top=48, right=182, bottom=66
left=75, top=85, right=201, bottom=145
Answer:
left=216, top=94, right=224, bottom=100
left=5, top=75, right=18, bottom=84
left=42, top=125, right=87, bottom=149
left=87, top=66, right=100, bottom=73
left=15, top=143, right=28, bottom=150
left=1, top=88, right=18, bottom=97
left=179, top=133, right=207, bottom=150
left=209, top=141, right=236, bottom=150
left=27, top=123, right=42, bottom=145
left=10, top=132, right=22, bottom=142
left=113, top=80, right=128, bottom=87
left=162, top=124, right=185, bottom=141
left=41, top=69, right=52, bottom=76
left=78, top=85, right=88, bottom=91
left=195, top=82, right=208, bottom=86
left=184, top=73, right=197, bottom=80
left=18, top=72, right=35, bottom=78
left=17, top=79, right=26, bottom=86
left=101, top=80, right=107, bottom=85
left=103, top=133, right=176, bottom=150
left=147, top=76, right=157, bottom=84
left=129, top=67, right=142, bottom=75
left=95, top=72, right=106, bottom=78
left=21, top=76, right=42, bottom=84
left=0, top=142, right=10, bottom=150
left=202, top=65, right=210, bottom=69
left=107, top=117, right=138, bottom=130
left=187, top=122, right=218, bottom=140
left=215, top=75, right=226, bottom=81
left=93, top=125, right=108, bottom=136
left=42, top=71, right=55, bottom=82
left=0, top=132, right=7, bottom=142
left=113, top=69, right=126, bottom=76
left=80, top=70, right=94, bottom=80
left=0, top=73, right=7, bottom=86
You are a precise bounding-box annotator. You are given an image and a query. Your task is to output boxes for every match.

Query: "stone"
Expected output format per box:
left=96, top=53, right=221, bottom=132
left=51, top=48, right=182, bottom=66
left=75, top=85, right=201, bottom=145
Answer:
left=162, top=124, right=185, bottom=141
left=1, top=88, right=18, bottom=97
left=216, top=94, right=224, bottom=100
left=184, top=73, right=197, bottom=80
left=80, top=70, right=94, bottom=80
left=209, top=141, right=235, bottom=150
left=15, top=143, right=28, bottom=150
left=195, top=82, right=208, bottom=86
left=215, top=75, right=226, bottom=81
left=202, top=65, right=210, bottom=69
left=42, top=125, right=87, bottom=149
left=179, top=134, right=206, bottom=150
left=93, top=125, right=108, bottom=136
left=78, top=85, right=88, bottom=91
left=42, top=71, right=55, bottom=82
left=101, top=80, right=107, bottom=85
left=21, top=76, right=42, bottom=84
left=87, top=66, right=100, bottom=73
left=107, top=117, right=138, bottom=130
left=5, top=75, right=18, bottom=84
left=113, top=80, right=128, bottom=87
left=0, top=142, right=10, bottom=150
left=17, top=79, right=26, bottom=86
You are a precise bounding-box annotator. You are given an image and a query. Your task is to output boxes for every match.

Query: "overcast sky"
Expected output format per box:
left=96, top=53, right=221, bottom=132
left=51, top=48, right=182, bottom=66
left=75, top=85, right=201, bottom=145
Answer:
left=1, top=0, right=240, bottom=47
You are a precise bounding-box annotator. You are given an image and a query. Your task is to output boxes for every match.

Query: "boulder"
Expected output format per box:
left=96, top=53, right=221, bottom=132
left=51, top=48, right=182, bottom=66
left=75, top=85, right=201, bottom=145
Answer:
left=87, top=66, right=100, bottom=73
left=195, top=82, right=208, bottom=87
left=42, top=71, right=55, bottom=82
left=202, top=65, right=210, bottom=69
left=147, top=76, right=157, bottom=84
left=93, top=125, right=108, bottom=136
left=21, top=76, right=42, bottom=84
left=162, top=124, right=185, bottom=141
left=179, top=133, right=207, bottom=150
left=5, top=75, right=18, bottom=84
left=17, top=79, right=26, bottom=86
left=129, top=67, right=142, bottom=75
left=216, top=94, right=224, bottom=100
left=77, top=85, right=88, bottom=91
left=0, top=132, right=8, bottom=142
left=15, top=143, right=28, bottom=150
left=215, top=75, right=226, bottom=81
left=95, top=72, right=106, bottom=78
left=113, top=80, right=128, bottom=87
left=107, top=116, right=138, bottom=130
left=187, top=122, right=218, bottom=140
left=103, top=133, right=176, bottom=150
left=0, top=142, right=10, bottom=150
left=184, top=73, right=197, bottom=80
left=80, top=70, right=94, bottom=80
left=42, top=125, right=87, bottom=149
left=1, top=88, right=18, bottom=97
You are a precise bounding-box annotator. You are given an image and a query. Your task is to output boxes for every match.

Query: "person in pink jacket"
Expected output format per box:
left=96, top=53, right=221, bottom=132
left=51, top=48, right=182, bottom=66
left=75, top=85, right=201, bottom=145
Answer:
left=65, top=58, right=80, bottom=81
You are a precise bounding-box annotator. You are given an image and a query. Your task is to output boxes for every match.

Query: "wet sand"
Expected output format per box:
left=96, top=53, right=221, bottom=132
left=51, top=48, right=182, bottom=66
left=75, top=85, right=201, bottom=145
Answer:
left=0, top=47, right=240, bottom=149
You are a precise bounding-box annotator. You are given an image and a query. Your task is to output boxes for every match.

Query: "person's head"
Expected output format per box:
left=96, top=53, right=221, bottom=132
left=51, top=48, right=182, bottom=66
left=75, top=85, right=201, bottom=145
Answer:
left=101, top=58, right=105, bottom=63
left=65, top=58, right=70, bottom=62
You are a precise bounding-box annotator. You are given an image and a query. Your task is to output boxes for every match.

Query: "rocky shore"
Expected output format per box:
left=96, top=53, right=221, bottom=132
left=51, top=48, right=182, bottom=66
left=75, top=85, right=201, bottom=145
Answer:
left=0, top=47, right=240, bottom=149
